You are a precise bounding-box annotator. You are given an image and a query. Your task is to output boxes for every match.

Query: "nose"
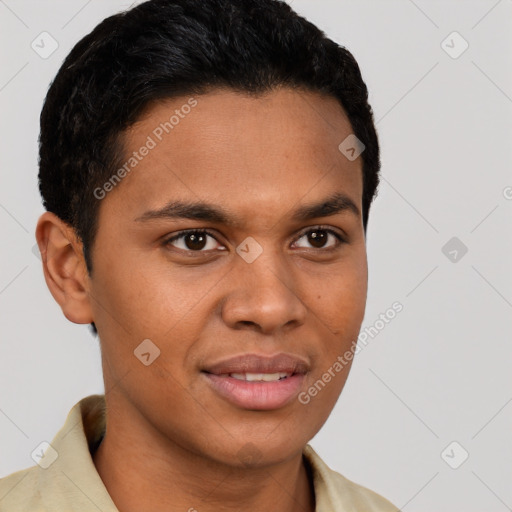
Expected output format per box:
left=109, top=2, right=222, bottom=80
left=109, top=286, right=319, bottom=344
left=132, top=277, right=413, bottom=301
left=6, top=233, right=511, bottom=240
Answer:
left=221, top=250, right=308, bottom=335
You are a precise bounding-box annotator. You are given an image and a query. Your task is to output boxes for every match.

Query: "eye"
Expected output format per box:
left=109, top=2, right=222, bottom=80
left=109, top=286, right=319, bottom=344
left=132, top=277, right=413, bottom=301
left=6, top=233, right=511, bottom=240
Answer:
left=292, top=226, right=345, bottom=250
left=164, top=229, right=226, bottom=252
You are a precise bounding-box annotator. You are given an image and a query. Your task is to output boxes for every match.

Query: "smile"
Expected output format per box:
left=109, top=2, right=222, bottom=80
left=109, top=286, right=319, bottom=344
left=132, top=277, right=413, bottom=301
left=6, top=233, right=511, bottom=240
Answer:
left=227, top=372, right=291, bottom=382
left=202, top=372, right=305, bottom=410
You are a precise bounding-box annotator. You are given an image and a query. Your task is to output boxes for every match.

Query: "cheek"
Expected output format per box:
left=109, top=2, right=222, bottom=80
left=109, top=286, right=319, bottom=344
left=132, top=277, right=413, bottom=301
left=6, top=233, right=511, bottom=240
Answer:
left=91, top=264, right=212, bottom=372
left=91, top=258, right=182, bottom=335
left=311, top=260, right=367, bottom=336
left=297, top=352, right=355, bottom=437
left=301, top=283, right=364, bottom=420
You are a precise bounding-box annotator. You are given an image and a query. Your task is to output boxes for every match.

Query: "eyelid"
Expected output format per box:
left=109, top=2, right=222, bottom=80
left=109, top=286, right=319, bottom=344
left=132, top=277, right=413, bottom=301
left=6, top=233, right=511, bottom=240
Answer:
left=292, top=224, right=347, bottom=245
left=293, top=224, right=347, bottom=253
left=163, top=225, right=347, bottom=253
left=164, top=228, right=225, bottom=251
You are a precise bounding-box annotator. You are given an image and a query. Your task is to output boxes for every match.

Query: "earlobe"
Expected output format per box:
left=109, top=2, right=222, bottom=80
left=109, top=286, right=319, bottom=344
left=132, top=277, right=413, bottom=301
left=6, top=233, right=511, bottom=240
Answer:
left=35, top=212, right=94, bottom=325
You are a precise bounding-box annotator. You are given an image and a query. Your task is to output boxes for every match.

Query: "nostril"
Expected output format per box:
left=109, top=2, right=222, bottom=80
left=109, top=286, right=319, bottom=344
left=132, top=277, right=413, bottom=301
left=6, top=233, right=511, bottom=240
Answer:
left=238, top=320, right=257, bottom=328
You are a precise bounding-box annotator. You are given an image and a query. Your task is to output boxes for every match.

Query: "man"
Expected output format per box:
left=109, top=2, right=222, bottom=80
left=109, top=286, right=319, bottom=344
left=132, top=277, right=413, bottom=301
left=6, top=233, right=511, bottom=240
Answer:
left=0, top=0, right=399, bottom=510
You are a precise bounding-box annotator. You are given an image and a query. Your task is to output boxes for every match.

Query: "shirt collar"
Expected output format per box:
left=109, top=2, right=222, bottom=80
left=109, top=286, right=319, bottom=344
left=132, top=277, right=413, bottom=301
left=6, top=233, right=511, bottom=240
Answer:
left=37, top=394, right=344, bottom=512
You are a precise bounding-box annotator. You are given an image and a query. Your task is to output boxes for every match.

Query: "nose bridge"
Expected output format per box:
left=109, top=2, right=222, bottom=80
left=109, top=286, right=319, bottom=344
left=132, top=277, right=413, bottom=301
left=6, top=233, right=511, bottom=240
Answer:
left=221, top=241, right=307, bottom=334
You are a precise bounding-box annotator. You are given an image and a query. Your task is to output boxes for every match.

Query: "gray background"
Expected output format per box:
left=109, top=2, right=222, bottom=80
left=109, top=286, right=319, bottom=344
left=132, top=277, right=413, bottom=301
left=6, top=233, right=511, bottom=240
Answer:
left=1, top=0, right=511, bottom=510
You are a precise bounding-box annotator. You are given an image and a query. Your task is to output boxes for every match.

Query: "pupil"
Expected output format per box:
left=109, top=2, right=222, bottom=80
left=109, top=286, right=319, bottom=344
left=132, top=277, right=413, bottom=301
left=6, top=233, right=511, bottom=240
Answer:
left=186, top=232, right=206, bottom=250
left=308, top=230, right=327, bottom=248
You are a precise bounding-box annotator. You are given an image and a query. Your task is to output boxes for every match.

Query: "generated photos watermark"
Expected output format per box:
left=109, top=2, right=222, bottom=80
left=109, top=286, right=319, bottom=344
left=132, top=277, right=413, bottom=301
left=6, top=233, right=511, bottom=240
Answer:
left=93, top=97, right=198, bottom=200
left=298, top=301, right=403, bottom=404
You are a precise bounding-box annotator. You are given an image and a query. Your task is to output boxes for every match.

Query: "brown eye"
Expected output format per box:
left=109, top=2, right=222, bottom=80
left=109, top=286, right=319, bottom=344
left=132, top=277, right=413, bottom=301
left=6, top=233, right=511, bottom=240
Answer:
left=307, top=230, right=328, bottom=248
left=185, top=232, right=208, bottom=250
left=293, top=227, right=344, bottom=250
left=165, top=230, right=226, bottom=252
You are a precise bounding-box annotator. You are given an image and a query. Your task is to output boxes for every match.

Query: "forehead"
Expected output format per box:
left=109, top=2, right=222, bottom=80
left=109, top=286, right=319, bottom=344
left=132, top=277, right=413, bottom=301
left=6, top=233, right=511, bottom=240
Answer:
left=103, top=87, right=363, bottom=225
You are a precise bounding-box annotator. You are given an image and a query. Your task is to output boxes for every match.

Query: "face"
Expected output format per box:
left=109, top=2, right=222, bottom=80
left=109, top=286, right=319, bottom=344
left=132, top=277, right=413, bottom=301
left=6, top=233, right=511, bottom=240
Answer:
left=86, top=87, right=367, bottom=466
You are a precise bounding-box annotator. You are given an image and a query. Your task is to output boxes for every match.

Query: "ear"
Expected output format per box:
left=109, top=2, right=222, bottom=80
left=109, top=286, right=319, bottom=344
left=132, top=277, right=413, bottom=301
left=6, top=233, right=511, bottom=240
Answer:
left=35, top=212, right=94, bottom=325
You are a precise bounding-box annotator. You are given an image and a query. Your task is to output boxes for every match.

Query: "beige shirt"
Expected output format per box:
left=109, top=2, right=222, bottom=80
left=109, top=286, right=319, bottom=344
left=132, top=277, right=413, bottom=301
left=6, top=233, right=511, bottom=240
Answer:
left=0, top=395, right=399, bottom=511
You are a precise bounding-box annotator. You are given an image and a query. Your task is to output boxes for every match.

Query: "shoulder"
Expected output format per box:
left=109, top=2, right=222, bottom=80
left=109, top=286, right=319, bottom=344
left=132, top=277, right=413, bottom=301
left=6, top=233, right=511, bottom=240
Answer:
left=0, top=394, right=110, bottom=512
left=303, top=444, right=400, bottom=512
left=0, top=465, right=44, bottom=512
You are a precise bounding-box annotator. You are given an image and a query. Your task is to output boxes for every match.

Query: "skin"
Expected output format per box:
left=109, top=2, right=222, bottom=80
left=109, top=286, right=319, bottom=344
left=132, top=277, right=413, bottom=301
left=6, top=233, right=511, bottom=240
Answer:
left=36, top=87, right=368, bottom=512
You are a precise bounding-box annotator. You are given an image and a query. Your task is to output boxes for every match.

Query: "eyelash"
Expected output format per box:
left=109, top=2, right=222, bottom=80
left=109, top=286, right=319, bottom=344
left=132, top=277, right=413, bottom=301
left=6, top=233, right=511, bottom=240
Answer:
left=163, top=226, right=346, bottom=254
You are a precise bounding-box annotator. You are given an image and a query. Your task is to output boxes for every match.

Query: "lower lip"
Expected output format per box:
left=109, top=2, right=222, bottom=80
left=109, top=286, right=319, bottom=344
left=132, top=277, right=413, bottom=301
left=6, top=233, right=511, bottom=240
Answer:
left=202, top=372, right=305, bottom=410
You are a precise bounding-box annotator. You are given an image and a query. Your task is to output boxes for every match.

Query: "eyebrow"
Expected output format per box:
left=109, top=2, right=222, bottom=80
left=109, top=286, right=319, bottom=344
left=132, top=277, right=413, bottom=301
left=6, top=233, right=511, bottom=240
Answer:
left=134, top=192, right=360, bottom=225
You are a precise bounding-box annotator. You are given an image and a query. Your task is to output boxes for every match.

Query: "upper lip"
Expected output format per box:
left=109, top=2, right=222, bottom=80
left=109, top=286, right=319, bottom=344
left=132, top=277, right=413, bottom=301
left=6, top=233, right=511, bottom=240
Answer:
left=202, top=352, right=310, bottom=375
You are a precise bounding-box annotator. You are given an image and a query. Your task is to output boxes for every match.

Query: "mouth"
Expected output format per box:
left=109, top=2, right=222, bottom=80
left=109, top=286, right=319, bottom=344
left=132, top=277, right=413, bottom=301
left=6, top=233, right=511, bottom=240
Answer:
left=226, top=372, right=292, bottom=382
left=201, top=353, right=309, bottom=410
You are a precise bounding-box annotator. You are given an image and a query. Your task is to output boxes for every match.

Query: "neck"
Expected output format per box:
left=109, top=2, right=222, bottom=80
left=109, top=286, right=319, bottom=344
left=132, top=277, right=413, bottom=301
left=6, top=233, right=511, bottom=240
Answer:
left=92, top=400, right=315, bottom=512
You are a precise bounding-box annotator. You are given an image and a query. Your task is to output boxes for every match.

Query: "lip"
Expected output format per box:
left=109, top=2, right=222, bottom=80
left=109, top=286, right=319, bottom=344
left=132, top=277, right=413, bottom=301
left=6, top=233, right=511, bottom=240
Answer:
left=203, top=373, right=305, bottom=410
left=202, top=352, right=310, bottom=375
left=201, top=352, right=309, bottom=410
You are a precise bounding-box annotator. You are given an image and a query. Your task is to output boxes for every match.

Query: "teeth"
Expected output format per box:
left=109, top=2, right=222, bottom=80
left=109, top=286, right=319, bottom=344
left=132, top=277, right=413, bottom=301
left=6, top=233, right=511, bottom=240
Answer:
left=229, top=372, right=290, bottom=382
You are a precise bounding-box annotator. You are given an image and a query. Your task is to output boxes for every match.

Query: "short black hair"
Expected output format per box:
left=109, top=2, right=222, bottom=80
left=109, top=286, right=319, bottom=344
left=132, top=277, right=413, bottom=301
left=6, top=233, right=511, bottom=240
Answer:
left=38, top=0, right=381, bottom=335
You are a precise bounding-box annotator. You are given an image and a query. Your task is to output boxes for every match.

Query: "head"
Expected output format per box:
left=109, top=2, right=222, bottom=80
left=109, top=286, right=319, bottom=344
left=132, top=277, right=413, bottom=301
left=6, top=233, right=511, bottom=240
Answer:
left=36, top=0, right=380, bottom=467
